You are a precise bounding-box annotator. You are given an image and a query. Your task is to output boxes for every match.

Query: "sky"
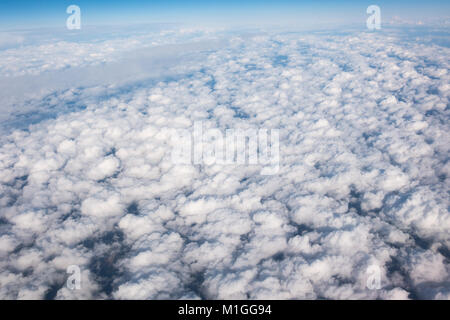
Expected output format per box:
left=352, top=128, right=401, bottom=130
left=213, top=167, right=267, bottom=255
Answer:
left=0, top=0, right=449, bottom=302
left=0, top=0, right=449, bottom=29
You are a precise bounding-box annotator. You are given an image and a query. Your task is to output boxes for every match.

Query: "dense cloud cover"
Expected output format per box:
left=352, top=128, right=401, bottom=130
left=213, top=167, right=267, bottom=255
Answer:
left=0, top=26, right=449, bottom=299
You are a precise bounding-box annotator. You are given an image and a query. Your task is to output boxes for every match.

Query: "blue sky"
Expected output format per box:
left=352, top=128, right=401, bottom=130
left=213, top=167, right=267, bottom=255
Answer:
left=0, top=0, right=449, bottom=29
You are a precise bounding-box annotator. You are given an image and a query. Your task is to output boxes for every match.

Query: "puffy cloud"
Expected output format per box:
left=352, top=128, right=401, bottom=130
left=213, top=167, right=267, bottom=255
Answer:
left=0, top=26, right=448, bottom=300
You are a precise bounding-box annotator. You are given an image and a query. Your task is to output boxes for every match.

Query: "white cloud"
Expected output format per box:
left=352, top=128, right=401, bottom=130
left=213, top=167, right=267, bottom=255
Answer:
left=0, top=26, right=448, bottom=300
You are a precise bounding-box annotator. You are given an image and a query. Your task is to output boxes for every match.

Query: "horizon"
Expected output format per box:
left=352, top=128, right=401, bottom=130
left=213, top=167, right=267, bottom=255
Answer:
left=0, top=1, right=449, bottom=30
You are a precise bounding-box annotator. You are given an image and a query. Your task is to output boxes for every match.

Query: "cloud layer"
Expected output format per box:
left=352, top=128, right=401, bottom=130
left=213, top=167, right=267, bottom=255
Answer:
left=0, top=27, right=449, bottom=299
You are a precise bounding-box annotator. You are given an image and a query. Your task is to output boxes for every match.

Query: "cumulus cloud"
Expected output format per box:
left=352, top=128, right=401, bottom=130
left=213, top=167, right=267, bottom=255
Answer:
left=0, top=26, right=448, bottom=300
